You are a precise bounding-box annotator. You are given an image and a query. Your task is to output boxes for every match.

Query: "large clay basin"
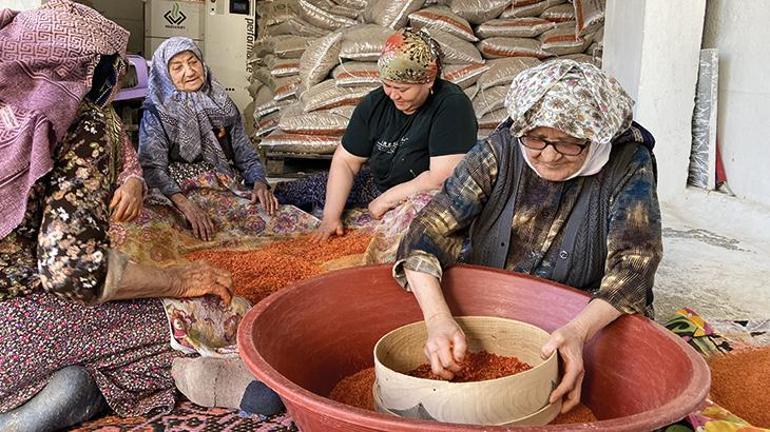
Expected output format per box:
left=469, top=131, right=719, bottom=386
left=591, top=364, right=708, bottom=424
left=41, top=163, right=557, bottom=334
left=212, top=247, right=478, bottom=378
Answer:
left=238, top=264, right=710, bottom=431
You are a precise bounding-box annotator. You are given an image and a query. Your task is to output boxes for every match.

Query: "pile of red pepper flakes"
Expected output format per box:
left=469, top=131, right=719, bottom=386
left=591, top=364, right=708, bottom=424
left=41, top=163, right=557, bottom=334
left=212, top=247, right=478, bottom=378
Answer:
left=408, top=350, right=532, bottom=382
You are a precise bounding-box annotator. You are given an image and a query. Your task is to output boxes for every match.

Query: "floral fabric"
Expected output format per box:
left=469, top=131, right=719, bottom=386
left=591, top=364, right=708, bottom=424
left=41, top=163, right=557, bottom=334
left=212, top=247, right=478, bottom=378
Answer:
left=364, top=191, right=437, bottom=264
left=378, top=28, right=441, bottom=84
left=504, top=59, right=635, bottom=179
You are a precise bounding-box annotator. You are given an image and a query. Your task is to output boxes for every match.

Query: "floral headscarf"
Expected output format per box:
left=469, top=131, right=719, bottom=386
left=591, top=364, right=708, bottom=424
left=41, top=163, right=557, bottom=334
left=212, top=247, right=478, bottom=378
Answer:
left=378, top=28, right=441, bottom=84
left=144, top=37, right=241, bottom=169
left=504, top=59, right=634, bottom=179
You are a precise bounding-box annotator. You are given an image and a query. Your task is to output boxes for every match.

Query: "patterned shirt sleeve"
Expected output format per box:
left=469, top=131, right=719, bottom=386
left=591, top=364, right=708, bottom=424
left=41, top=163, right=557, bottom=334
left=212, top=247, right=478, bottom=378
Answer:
left=138, top=110, right=182, bottom=197
left=393, top=139, right=498, bottom=289
left=229, top=118, right=267, bottom=187
left=116, top=123, right=146, bottom=194
left=593, top=146, right=662, bottom=316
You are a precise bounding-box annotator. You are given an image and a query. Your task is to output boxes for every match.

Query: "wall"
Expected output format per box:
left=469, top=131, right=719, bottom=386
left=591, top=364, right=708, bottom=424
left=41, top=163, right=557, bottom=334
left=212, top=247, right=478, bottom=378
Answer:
left=702, top=0, right=770, bottom=208
left=604, top=0, right=707, bottom=202
left=87, top=0, right=144, bottom=54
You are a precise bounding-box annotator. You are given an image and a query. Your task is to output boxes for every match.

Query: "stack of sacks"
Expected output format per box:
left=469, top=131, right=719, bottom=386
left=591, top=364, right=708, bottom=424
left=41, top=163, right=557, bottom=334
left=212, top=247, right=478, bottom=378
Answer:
left=248, top=0, right=606, bottom=148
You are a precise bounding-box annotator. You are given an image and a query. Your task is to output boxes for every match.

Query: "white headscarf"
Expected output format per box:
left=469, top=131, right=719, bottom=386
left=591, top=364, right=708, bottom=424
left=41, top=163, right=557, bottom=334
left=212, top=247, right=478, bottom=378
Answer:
left=504, top=59, right=635, bottom=179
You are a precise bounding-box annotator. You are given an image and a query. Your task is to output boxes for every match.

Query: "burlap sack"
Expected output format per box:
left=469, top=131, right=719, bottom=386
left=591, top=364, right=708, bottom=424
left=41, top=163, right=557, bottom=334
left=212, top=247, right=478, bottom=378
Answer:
left=298, top=0, right=358, bottom=30
left=271, top=58, right=301, bottom=77
left=540, top=3, right=575, bottom=22
left=477, top=37, right=552, bottom=59
left=540, top=21, right=592, bottom=55
left=472, top=84, right=508, bottom=118
left=408, top=6, right=477, bottom=42
left=364, top=0, right=426, bottom=29
left=259, top=130, right=341, bottom=154
left=574, top=0, right=605, bottom=36
left=332, top=61, right=381, bottom=87
left=500, top=1, right=547, bottom=19
left=476, top=18, right=556, bottom=39
left=477, top=57, right=540, bottom=90
left=340, top=24, right=393, bottom=61
left=478, top=107, right=508, bottom=129
left=299, top=30, right=345, bottom=89
left=301, top=79, right=376, bottom=112
left=274, top=76, right=302, bottom=101
left=448, top=0, right=509, bottom=25
left=442, top=63, right=489, bottom=88
left=266, top=16, right=327, bottom=38
left=278, top=111, right=351, bottom=135
left=428, top=28, right=484, bottom=64
left=273, top=35, right=313, bottom=59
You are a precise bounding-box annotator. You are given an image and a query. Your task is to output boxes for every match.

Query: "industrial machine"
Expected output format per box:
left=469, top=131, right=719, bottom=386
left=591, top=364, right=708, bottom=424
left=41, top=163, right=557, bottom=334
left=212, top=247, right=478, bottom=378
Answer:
left=144, top=0, right=206, bottom=57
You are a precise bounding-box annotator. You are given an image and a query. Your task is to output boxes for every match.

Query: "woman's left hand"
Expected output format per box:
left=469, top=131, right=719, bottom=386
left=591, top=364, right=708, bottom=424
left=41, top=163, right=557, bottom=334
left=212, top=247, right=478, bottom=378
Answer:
left=110, top=177, right=144, bottom=222
left=251, top=181, right=279, bottom=215
left=368, top=194, right=396, bottom=219
left=541, top=321, right=588, bottom=413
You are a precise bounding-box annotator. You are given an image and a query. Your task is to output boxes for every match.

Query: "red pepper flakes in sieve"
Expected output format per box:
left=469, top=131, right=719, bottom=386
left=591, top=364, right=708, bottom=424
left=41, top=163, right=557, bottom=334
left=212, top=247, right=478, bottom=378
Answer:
left=185, top=231, right=372, bottom=304
left=408, top=350, right=532, bottom=382
left=708, top=347, right=770, bottom=427
left=329, top=365, right=599, bottom=425
left=329, top=367, right=376, bottom=411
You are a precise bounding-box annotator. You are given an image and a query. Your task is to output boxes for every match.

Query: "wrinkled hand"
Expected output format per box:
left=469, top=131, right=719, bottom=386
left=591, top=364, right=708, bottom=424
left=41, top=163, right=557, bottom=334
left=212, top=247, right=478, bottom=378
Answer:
left=169, top=261, right=233, bottom=305
left=541, top=323, right=588, bottom=413
left=175, top=196, right=216, bottom=241
left=424, top=313, right=467, bottom=380
left=110, top=177, right=143, bottom=222
left=251, top=181, right=279, bottom=216
left=311, top=217, right=344, bottom=242
left=367, top=194, right=395, bottom=220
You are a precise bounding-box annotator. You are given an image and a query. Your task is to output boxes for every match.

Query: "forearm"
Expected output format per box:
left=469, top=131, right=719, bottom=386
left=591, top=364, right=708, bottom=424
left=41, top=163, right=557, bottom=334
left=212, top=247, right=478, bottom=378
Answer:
left=322, top=158, right=357, bottom=221
left=379, top=171, right=443, bottom=208
left=405, top=268, right=453, bottom=321
left=564, top=299, right=622, bottom=342
left=106, top=261, right=180, bottom=301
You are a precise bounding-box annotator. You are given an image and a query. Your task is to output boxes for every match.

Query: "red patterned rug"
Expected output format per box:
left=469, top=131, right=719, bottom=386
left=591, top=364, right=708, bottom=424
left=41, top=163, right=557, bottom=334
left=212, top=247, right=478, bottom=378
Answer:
left=69, top=401, right=297, bottom=432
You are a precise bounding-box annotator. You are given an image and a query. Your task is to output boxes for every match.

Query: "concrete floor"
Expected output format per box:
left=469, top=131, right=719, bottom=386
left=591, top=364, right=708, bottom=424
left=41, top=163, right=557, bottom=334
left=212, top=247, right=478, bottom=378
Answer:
left=653, top=188, right=770, bottom=322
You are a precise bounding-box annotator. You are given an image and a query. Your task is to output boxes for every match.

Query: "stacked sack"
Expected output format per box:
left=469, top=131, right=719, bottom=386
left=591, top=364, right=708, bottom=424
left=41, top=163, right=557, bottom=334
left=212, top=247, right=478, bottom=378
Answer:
left=246, top=0, right=606, bottom=154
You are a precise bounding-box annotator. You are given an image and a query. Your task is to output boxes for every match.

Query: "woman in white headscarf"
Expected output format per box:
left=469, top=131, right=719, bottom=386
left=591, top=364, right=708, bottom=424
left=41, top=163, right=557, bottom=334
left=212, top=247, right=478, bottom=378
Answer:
left=393, top=59, right=662, bottom=414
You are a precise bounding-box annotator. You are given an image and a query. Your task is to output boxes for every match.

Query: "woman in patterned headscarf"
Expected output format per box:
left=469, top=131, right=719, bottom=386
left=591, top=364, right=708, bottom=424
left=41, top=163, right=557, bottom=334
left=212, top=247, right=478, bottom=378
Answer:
left=395, top=59, right=662, bottom=415
left=139, top=37, right=278, bottom=242
left=273, top=28, right=478, bottom=242
left=0, top=3, right=282, bottom=430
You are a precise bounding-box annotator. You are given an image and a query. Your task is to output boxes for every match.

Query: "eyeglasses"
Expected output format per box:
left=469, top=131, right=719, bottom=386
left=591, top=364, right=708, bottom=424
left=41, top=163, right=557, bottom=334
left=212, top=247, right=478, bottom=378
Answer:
left=519, top=135, right=589, bottom=156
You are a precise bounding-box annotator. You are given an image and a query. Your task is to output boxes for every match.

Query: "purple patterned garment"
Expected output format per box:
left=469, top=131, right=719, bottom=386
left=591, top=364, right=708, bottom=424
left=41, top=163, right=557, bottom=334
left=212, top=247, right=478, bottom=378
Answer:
left=0, top=0, right=129, bottom=238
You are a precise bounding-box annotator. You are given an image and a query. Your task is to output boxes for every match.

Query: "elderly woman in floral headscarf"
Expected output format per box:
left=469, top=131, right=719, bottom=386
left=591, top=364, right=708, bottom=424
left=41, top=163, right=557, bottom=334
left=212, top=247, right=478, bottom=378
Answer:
left=274, top=28, right=478, bottom=242
left=0, top=3, right=281, bottom=431
left=394, top=59, right=661, bottom=415
left=139, top=37, right=279, bottom=242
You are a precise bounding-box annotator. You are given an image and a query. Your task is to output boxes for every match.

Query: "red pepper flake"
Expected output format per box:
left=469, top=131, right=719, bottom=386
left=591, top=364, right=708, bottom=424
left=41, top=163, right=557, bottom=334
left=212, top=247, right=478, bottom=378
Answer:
left=329, top=367, right=376, bottom=411
left=185, top=231, right=371, bottom=304
left=708, top=347, right=770, bottom=426
left=551, top=403, right=598, bottom=424
left=408, top=350, right=532, bottom=382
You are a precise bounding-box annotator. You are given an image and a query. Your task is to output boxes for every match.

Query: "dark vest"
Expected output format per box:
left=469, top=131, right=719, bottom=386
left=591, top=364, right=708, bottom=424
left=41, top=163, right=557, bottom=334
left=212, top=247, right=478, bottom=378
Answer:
left=467, top=119, right=655, bottom=291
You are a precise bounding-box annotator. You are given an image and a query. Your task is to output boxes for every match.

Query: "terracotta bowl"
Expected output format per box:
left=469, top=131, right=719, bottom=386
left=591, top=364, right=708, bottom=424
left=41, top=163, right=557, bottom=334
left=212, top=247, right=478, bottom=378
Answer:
left=238, top=264, right=710, bottom=431
left=373, top=316, right=559, bottom=425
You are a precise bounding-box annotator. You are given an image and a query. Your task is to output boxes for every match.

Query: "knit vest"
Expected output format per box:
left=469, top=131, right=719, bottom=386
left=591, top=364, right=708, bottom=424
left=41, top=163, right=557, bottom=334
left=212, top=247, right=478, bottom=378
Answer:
left=467, top=119, right=655, bottom=290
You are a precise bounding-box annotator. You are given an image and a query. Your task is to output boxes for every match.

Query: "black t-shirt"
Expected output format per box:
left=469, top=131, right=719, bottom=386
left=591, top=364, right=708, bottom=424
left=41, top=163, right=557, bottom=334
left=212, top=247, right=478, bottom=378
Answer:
left=342, top=79, right=478, bottom=191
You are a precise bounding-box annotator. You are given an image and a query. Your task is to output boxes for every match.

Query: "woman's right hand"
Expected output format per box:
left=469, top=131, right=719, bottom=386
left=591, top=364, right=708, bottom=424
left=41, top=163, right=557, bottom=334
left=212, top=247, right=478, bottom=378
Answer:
left=424, top=313, right=467, bottom=380
left=169, top=261, right=233, bottom=305
left=172, top=194, right=216, bottom=241
left=311, top=217, right=344, bottom=242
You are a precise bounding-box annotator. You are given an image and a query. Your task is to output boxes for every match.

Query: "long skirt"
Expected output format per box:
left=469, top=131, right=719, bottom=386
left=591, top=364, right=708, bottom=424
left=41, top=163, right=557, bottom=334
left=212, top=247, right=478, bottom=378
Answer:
left=0, top=292, right=182, bottom=416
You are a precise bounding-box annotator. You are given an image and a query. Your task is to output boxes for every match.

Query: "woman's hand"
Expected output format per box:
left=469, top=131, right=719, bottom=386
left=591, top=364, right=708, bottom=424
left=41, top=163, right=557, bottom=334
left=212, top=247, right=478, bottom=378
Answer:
left=172, top=193, right=216, bottom=241
left=424, top=313, right=467, bottom=380
left=169, top=261, right=233, bottom=305
left=311, top=217, right=344, bottom=242
left=367, top=193, right=397, bottom=220
left=251, top=181, right=279, bottom=215
left=541, top=321, right=588, bottom=413
left=110, top=177, right=143, bottom=222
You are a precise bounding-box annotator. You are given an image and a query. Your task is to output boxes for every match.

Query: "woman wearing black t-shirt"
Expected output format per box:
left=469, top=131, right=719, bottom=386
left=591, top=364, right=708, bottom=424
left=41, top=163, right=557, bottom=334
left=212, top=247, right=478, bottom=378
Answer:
left=274, top=29, right=478, bottom=242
